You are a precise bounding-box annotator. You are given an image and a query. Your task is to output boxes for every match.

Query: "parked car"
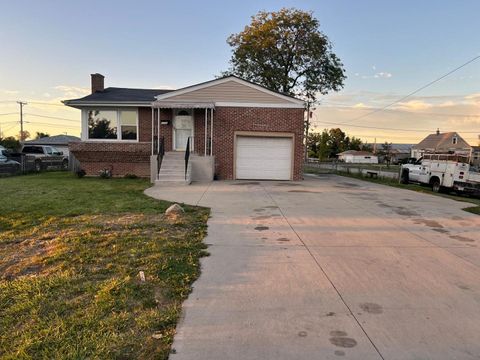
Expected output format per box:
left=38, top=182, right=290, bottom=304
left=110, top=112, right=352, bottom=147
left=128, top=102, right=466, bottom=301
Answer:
left=0, top=154, right=21, bottom=175
left=21, top=145, right=68, bottom=172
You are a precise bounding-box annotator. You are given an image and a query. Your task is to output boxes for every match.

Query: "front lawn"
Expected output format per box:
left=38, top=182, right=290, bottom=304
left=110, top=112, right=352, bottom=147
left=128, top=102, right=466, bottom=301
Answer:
left=0, top=172, right=209, bottom=359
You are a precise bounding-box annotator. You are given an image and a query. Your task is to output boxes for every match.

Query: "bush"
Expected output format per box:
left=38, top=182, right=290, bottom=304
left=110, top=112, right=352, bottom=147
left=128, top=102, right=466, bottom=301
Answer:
left=75, top=169, right=86, bottom=178
left=124, top=173, right=138, bottom=179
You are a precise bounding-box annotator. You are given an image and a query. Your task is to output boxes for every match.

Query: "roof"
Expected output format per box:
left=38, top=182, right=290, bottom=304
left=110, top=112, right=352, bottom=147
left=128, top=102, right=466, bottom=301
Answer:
left=63, top=87, right=174, bottom=106
left=64, top=76, right=304, bottom=108
left=412, top=132, right=471, bottom=150
left=25, top=135, right=81, bottom=145
left=337, top=150, right=375, bottom=156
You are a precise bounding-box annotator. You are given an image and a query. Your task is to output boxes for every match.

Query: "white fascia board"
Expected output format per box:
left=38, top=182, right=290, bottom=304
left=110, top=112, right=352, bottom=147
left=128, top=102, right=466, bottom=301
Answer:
left=214, top=102, right=304, bottom=109
left=154, top=76, right=305, bottom=106
left=64, top=101, right=151, bottom=108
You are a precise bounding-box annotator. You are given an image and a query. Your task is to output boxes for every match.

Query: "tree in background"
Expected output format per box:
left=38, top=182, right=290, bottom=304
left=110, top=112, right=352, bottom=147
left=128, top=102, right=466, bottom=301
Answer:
left=35, top=132, right=49, bottom=139
left=223, top=8, right=346, bottom=158
left=17, top=131, right=30, bottom=141
left=0, top=136, right=21, bottom=150
left=307, top=128, right=370, bottom=160
left=378, top=142, right=393, bottom=167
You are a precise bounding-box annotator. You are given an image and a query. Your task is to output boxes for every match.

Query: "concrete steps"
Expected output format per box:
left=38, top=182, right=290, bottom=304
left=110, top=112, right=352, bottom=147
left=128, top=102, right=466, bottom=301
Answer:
left=156, top=151, right=192, bottom=185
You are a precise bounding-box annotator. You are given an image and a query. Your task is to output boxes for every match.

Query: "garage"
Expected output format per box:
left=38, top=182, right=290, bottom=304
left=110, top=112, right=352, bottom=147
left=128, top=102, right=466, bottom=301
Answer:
left=235, top=135, right=293, bottom=180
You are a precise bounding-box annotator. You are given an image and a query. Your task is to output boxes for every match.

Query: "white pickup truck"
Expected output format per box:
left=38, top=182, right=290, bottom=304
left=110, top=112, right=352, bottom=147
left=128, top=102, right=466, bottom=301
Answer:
left=400, top=154, right=480, bottom=195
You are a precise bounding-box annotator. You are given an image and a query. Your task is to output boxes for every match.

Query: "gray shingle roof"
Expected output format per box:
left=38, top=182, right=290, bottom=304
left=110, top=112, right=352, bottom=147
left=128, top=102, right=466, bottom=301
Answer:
left=25, top=135, right=81, bottom=145
left=64, top=87, right=174, bottom=105
left=412, top=132, right=471, bottom=150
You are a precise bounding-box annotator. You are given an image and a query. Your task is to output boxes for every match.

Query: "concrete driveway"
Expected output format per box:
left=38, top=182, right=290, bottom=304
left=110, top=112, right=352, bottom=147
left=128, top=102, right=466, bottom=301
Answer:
left=145, top=174, right=480, bottom=360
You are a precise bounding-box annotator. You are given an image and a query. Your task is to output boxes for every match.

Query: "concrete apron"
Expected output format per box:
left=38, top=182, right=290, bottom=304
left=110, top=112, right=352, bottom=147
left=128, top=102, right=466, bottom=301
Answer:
left=144, top=175, right=480, bottom=360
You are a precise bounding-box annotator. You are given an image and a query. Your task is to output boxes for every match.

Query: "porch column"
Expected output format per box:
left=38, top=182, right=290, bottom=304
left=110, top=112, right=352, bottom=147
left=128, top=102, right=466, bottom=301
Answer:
left=157, top=108, right=161, bottom=154
left=210, top=108, right=214, bottom=156
left=151, top=107, right=154, bottom=155
left=204, top=108, right=208, bottom=156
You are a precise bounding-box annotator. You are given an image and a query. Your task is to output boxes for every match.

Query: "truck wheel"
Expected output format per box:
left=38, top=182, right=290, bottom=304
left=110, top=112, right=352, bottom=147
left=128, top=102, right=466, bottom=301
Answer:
left=400, top=169, right=409, bottom=184
left=34, top=160, right=42, bottom=172
left=62, top=159, right=68, bottom=170
left=431, top=178, right=441, bottom=193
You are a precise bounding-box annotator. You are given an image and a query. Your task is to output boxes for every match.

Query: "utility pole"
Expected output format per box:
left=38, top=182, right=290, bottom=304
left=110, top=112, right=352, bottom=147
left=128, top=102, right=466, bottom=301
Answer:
left=17, top=101, right=27, bottom=142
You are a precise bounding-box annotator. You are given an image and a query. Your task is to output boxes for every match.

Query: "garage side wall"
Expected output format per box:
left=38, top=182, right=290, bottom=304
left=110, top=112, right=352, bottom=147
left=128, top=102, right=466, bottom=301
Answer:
left=213, top=107, right=304, bottom=180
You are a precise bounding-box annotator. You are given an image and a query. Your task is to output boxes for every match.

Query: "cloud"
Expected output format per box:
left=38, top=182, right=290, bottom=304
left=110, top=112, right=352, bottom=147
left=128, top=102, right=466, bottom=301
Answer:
left=395, top=100, right=432, bottom=110
left=54, top=85, right=89, bottom=99
left=1, top=89, right=19, bottom=95
left=374, top=72, right=392, bottom=78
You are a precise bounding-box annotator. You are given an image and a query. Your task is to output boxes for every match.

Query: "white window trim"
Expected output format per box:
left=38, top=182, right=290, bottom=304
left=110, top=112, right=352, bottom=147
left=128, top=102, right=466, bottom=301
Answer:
left=82, top=108, right=139, bottom=142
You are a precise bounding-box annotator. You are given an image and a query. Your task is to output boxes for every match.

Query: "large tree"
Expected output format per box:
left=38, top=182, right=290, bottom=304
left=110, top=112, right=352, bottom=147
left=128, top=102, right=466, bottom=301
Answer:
left=225, top=8, right=346, bottom=102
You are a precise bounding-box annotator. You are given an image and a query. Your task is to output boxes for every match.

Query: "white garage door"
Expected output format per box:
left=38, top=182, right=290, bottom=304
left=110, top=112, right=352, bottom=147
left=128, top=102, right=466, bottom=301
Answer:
left=235, top=136, right=292, bottom=180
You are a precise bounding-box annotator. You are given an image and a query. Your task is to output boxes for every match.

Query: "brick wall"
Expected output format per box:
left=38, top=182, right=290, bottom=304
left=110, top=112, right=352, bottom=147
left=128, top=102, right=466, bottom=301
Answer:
left=212, top=107, right=304, bottom=180
left=72, top=106, right=304, bottom=179
left=70, top=142, right=151, bottom=177
left=139, top=107, right=173, bottom=151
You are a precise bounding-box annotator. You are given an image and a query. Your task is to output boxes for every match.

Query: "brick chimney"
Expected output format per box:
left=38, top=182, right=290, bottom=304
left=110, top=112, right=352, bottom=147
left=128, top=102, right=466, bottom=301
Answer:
left=436, top=128, right=440, bottom=135
left=91, top=73, right=105, bottom=93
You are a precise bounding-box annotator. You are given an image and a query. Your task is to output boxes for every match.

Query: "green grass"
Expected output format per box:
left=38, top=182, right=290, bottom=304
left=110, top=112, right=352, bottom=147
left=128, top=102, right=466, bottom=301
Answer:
left=304, top=165, right=480, bottom=215
left=0, top=172, right=210, bottom=359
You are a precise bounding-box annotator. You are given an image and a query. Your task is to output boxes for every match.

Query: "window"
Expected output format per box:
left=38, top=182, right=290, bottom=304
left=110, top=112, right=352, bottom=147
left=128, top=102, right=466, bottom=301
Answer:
left=177, top=110, right=190, bottom=116
left=45, top=147, right=53, bottom=155
left=452, top=137, right=458, bottom=145
left=120, top=110, right=137, bottom=140
left=86, top=109, right=137, bottom=141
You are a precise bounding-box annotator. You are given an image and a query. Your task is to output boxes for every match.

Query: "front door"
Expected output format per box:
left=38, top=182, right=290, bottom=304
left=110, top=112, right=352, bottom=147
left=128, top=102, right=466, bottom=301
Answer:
left=173, top=110, right=193, bottom=151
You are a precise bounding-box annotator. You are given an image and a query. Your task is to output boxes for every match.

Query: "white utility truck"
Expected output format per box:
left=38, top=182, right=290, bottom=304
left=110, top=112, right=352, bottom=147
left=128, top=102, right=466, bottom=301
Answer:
left=400, top=154, right=480, bottom=195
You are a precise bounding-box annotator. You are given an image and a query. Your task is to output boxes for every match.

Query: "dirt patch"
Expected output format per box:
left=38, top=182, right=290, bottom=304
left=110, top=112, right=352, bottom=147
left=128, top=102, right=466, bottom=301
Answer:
left=288, top=190, right=319, bottom=193
left=329, top=337, right=357, bottom=348
left=450, top=234, right=475, bottom=243
left=457, top=284, right=471, bottom=291
left=254, top=226, right=269, bottom=231
left=360, top=302, right=383, bottom=314
left=413, top=219, right=444, bottom=228
left=394, top=207, right=418, bottom=217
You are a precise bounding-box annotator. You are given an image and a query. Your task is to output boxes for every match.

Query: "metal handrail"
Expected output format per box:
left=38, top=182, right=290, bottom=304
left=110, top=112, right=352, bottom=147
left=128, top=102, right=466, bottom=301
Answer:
left=185, top=137, right=191, bottom=180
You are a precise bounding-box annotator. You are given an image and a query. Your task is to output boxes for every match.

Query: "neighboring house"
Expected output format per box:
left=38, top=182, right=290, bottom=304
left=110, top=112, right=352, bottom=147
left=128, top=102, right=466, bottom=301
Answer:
left=64, top=74, right=305, bottom=181
left=472, top=146, right=480, bottom=166
left=411, top=130, right=471, bottom=159
left=370, top=143, right=413, bottom=163
left=24, top=135, right=80, bottom=157
left=337, top=150, right=378, bottom=164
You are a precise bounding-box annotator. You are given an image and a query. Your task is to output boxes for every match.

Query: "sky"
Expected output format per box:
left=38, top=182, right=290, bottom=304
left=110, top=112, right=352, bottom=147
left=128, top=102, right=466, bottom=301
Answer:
left=0, top=0, right=479, bottom=145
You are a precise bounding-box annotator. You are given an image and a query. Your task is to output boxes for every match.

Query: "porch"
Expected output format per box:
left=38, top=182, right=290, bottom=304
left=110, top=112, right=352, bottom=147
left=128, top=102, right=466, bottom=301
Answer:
left=150, top=101, right=215, bottom=184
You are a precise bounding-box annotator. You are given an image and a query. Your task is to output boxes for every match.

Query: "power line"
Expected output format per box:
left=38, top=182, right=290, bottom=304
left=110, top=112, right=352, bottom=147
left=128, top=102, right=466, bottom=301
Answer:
left=335, top=54, right=480, bottom=126
left=24, top=121, right=79, bottom=129
left=28, top=101, right=66, bottom=107
left=25, top=113, right=78, bottom=123
left=318, top=104, right=480, bottom=118
left=0, top=112, right=18, bottom=116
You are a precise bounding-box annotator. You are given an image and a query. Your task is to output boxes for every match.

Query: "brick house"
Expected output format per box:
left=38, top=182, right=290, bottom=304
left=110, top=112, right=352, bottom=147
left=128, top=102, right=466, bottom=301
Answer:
left=64, top=74, right=305, bottom=182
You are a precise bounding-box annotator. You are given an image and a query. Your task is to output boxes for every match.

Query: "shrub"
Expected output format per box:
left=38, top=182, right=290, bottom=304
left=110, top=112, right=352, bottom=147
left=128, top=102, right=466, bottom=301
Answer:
left=124, top=173, right=138, bottom=179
